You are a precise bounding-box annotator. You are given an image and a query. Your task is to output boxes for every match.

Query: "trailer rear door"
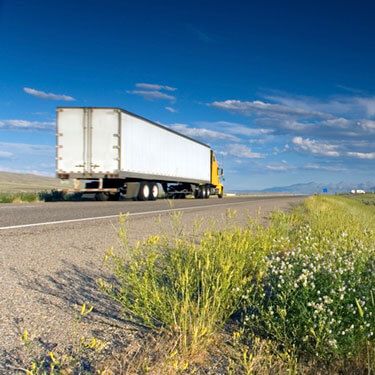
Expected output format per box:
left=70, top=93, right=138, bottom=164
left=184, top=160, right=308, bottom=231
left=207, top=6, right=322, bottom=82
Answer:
left=57, top=108, right=120, bottom=175
left=90, top=109, right=120, bottom=174
left=57, top=108, right=85, bottom=174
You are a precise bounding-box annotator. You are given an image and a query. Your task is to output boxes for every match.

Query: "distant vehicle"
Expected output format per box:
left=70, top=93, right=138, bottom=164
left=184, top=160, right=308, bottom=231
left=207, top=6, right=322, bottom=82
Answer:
left=56, top=107, right=224, bottom=201
left=351, top=189, right=366, bottom=194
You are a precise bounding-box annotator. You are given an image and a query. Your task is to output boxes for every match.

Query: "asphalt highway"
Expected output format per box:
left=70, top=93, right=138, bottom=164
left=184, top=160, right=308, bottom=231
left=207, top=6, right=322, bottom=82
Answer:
left=0, top=195, right=302, bottom=230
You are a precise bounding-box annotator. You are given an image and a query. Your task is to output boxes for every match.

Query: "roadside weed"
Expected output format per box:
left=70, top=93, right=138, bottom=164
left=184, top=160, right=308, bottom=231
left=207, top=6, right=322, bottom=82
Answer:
left=242, top=196, right=375, bottom=371
left=104, top=195, right=375, bottom=372
left=19, top=303, right=106, bottom=375
left=102, top=217, right=268, bottom=363
left=0, top=192, right=40, bottom=203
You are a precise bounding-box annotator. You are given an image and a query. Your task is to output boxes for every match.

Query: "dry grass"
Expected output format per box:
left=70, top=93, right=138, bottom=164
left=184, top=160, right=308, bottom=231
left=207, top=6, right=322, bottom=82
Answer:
left=0, top=171, right=71, bottom=193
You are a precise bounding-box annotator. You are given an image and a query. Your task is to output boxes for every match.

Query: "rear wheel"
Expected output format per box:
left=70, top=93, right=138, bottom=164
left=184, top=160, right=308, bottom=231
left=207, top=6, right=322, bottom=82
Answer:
left=138, top=182, right=150, bottom=201
left=195, top=186, right=204, bottom=199
left=201, top=187, right=207, bottom=199
left=205, top=187, right=210, bottom=199
left=149, top=183, right=158, bottom=201
left=194, top=189, right=199, bottom=199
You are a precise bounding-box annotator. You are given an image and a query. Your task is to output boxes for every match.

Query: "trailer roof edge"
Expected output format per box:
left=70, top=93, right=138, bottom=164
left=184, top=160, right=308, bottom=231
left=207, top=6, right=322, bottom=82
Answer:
left=56, top=107, right=212, bottom=149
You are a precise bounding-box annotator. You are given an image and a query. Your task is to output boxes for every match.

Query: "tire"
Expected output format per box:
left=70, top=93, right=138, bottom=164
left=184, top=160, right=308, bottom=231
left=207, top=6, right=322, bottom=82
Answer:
left=95, top=192, right=109, bottom=201
left=138, top=182, right=150, bottom=201
left=195, top=187, right=203, bottom=199
left=218, top=188, right=224, bottom=198
left=149, top=183, right=158, bottom=201
left=201, top=187, right=207, bottom=199
left=205, top=187, right=210, bottom=199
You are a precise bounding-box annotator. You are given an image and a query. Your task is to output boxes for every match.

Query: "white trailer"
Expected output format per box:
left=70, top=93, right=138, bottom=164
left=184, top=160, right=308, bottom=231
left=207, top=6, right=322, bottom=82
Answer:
left=56, top=107, right=224, bottom=200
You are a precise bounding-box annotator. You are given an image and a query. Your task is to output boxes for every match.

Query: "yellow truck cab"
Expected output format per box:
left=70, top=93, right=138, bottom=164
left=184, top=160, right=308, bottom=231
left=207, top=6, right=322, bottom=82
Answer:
left=210, top=152, right=224, bottom=198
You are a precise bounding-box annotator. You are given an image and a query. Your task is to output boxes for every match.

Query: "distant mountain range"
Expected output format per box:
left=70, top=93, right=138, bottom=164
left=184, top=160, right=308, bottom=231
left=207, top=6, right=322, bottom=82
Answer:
left=234, top=181, right=375, bottom=195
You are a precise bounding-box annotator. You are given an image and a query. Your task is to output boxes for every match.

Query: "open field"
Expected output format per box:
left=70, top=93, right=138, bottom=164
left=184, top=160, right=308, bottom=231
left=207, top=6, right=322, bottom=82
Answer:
left=0, top=172, right=72, bottom=193
left=0, top=172, right=74, bottom=204
left=347, top=193, right=375, bottom=206
left=92, top=195, right=373, bottom=374
left=3, top=195, right=374, bottom=374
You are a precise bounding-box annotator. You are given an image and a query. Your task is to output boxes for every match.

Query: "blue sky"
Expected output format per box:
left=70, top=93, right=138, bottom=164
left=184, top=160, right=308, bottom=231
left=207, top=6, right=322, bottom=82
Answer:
left=1, top=0, right=374, bottom=189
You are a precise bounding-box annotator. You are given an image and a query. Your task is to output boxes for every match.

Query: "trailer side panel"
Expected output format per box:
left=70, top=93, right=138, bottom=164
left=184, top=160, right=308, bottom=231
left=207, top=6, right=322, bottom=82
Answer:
left=120, top=112, right=211, bottom=183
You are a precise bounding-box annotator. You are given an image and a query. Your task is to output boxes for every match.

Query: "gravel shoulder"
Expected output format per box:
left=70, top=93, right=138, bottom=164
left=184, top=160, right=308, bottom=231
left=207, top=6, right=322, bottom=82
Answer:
left=0, top=196, right=303, bottom=372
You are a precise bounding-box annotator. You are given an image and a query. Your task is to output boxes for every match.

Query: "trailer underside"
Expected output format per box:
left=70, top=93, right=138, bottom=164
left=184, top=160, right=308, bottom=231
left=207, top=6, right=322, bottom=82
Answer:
left=61, top=177, right=223, bottom=201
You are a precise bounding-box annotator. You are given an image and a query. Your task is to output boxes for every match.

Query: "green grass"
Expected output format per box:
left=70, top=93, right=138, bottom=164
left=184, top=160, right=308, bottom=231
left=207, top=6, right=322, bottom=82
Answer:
left=244, top=196, right=375, bottom=370
left=100, top=214, right=271, bottom=358
left=0, top=171, right=73, bottom=203
left=0, top=192, right=40, bottom=203
left=0, top=171, right=72, bottom=193
left=0, top=190, right=81, bottom=203
left=101, top=196, right=375, bottom=373
left=348, top=193, right=375, bottom=207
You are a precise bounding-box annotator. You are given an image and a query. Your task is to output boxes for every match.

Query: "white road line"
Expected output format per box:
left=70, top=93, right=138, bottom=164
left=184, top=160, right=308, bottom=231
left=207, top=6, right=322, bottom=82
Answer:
left=0, top=200, right=270, bottom=230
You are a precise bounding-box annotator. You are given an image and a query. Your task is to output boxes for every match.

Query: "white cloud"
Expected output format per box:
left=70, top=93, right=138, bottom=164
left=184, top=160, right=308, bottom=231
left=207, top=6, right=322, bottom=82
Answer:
left=265, top=94, right=350, bottom=116
left=198, top=121, right=272, bottom=137
left=359, top=120, right=375, bottom=132
left=247, top=135, right=275, bottom=145
left=226, top=144, right=264, bottom=159
left=0, top=142, right=55, bottom=175
left=347, top=151, right=375, bottom=160
left=356, top=97, right=375, bottom=116
left=135, top=83, right=176, bottom=92
left=0, top=150, right=13, bottom=158
left=165, top=106, right=177, bottom=113
left=127, top=89, right=175, bottom=102
left=0, top=119, right=54, bottom=130
left=209, top=99, right=328, bottom=119
left=325, top=117, right=351, bottom=128
left=128, top=82, right=177, bottom=102
left=206, top=92, right=375, bottom=179
left=169, top=123, right=239, bottom=141
left=23, top=87, right=75, bottom=101
left=266, top=162, right=293, bottom=171
left=292, top=136, right=340, bottom=157
left=304, top=163, right=347, bottom=172
left=0, top=142, right=54, bottom=155
left=209, top=94, right=375, bottom=143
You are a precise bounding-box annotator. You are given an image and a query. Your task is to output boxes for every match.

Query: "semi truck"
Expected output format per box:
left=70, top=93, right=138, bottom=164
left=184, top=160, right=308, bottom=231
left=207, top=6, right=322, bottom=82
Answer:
left=56, top=107, right=224, bottom=201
